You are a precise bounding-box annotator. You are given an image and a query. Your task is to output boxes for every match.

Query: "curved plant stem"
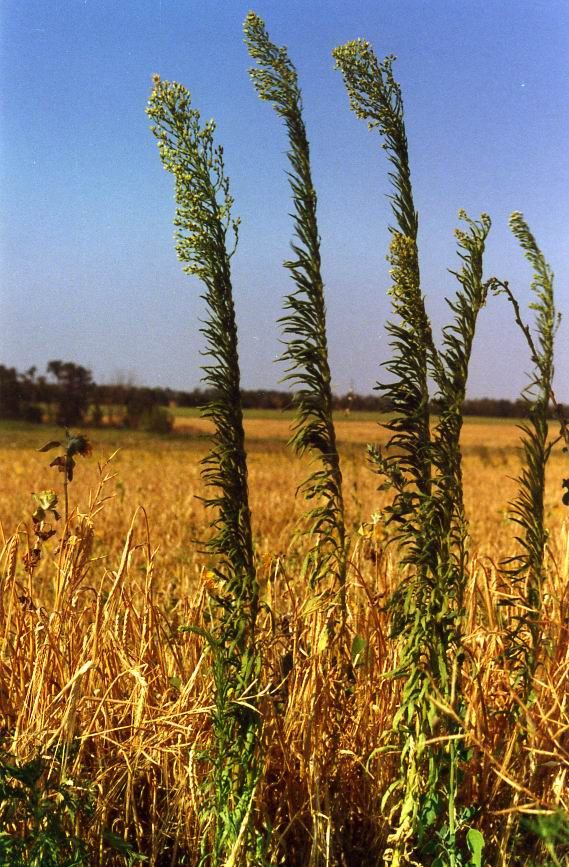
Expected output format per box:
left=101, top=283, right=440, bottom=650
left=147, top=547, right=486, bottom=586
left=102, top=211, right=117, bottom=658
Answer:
left=491, top=214, right=560, bottom=692
left=147, top=78, right=262, bottom=865
left=245, top=12, right=348, bottom=637
left=334, top=40, right=493, bottom=866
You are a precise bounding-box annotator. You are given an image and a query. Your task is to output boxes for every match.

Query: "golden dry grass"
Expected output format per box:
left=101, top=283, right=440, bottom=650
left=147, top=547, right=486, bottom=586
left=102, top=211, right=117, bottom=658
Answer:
left=0, top=417, right=567, bottom=865
left=2, top=417, right=566, bottom=569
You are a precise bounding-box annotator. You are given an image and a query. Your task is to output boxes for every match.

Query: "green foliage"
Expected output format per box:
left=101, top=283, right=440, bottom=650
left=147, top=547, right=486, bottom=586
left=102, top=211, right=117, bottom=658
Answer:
left=0, top=743, right=91, bottom=867
left=38, top=432, right=93, bottom=483
left=335, top=38, right=494, bottom=866
left=37, top=430, right=93, bottom=531
left=492, top=214, right=558, bottom=688
left=466, top=828, right=485, bottom=867
left=147, top=78, right=254, bottom=597
left=137, top=405, right=174, bottom=434
left=31, top=489, right=60, bottom=525
left=147, top=78, right=263, bottom=864
left=351, top=634, right=369, bottom=668
left=102, top=830, right=149, bottom=864
left=0, top=738, right=148, bottom=867
left=521, top=810, right=569, bottom=866
left=333, top=40, right=435, bottom=510
left=244, top=12, right=348, bottom=628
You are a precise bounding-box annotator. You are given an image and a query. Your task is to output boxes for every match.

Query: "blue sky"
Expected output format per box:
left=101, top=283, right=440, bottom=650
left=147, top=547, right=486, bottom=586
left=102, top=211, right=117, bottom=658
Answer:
left=1, top=0, right=567, bottom=399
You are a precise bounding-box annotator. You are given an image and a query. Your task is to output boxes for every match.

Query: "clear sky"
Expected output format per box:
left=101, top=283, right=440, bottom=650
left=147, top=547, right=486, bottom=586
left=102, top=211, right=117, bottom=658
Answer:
left=1, top=0, right=567, bottom=400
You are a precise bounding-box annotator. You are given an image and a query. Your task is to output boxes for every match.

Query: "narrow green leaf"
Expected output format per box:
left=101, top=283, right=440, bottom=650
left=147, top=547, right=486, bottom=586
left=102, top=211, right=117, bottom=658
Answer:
left=37, top=441, right=61, bottom=452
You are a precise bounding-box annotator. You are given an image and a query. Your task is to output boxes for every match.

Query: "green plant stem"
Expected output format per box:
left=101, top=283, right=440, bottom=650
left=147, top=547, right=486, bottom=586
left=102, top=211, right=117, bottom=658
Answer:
left=335, top=39, right=493, bottom=865
left=245, top=12, right=348, bottom=636
left=491, top=214, right=558, bottom=690
left=147, top=78, right=262, bottom=865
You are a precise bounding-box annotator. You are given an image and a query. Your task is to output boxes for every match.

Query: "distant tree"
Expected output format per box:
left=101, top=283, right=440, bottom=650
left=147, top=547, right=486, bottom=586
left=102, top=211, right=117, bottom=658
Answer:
left=0, top=365, right=22, bottom=418
left=124, top=387, right=156, bottom=428
left=0, top=365, right=44, bottom=422
left=47, top=360, right=93, bottom=426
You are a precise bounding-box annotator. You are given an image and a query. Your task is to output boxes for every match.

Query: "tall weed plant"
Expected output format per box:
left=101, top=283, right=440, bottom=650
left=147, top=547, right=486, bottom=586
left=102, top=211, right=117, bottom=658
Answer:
left=244, top=13, right=348, bottom=635
left=493, top=215, right=559, bottom=690
left=147, top=79, right=263, bottom=865
left=6, top=17, right=562, bottom=867
left=333, top=38, right=563, bottom=866
left=243, top=16, right=354, bottom=863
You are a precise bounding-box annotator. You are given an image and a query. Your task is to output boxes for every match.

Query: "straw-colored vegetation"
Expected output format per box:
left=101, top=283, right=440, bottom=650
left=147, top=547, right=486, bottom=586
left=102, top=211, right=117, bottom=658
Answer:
left=0, top=418, right=567, bottom=864
left=2, top=9, right=568, bottom=867
left=2, top=417, right=567, bottom=568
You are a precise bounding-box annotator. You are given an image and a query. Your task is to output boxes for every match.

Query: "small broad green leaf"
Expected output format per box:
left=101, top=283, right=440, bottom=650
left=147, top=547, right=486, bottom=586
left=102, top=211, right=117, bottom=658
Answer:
left=317, top=626, right=329, bottom=654
left=103, top=830, right=148, bottom=861
left=38, top=440, right=61, bottom=452
left=423, top=800, right=438, bottom=828
left=33, top=490, right=59, bottom=511
left=400, top=790, right=417, bottom=823
left=300, top=592, right=326, bottom=617
left=467, top=827, right=485, bottom=866
left=351, top=634, right=369, bottom=667
left=168, top=676, right=181, bottom=691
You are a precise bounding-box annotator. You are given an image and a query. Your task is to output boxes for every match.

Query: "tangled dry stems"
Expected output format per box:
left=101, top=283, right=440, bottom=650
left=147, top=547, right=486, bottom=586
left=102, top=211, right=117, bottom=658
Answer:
left=1, top=451, right=567, bottom=865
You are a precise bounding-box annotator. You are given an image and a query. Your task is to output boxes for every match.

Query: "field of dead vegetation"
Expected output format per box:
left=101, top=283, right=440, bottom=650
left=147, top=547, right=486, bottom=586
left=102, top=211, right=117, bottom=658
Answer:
left=1, top=415, right=566, bottom=571
left=0, top=415, right=567, bottom=865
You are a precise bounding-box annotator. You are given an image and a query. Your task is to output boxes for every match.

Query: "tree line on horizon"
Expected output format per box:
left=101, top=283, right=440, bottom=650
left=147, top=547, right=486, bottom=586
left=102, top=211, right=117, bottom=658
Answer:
left=1, top=360, right=565, bottom=428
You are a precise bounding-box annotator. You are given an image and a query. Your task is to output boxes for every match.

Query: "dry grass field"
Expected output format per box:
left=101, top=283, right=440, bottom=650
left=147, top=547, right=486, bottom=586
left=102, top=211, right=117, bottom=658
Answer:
left=1, top=414, right=567, bottom=864
left=2, top=415, right=566, bottom=569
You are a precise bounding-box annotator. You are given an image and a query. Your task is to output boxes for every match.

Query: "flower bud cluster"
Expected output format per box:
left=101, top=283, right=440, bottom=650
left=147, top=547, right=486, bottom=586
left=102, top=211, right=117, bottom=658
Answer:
left=387, top=232, right=419, bottom=302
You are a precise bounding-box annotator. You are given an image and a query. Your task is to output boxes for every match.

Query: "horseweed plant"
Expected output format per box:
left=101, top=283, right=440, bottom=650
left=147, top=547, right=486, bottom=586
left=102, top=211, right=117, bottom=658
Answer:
left=140, top=21, right=565, bottom=867
left=244, top=12, right=348, bottom=636
left=243, top=17, right=353, bottom=863
left=334, top=39, right=492, bottom=865
left=147, top=79, right=263, bottom=865
left=492, top=214, right=560, bottom=692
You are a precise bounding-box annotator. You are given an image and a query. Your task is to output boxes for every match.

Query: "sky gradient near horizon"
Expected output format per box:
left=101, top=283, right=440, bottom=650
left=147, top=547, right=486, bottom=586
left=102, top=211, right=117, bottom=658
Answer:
left=1, top=0, right=568, bottom=400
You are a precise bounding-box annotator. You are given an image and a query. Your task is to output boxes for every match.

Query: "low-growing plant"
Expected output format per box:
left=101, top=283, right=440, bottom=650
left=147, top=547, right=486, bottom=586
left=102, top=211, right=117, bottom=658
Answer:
left=37, top=431, right=93, bottom=530
left=0, top=739, right=91, bottom=867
